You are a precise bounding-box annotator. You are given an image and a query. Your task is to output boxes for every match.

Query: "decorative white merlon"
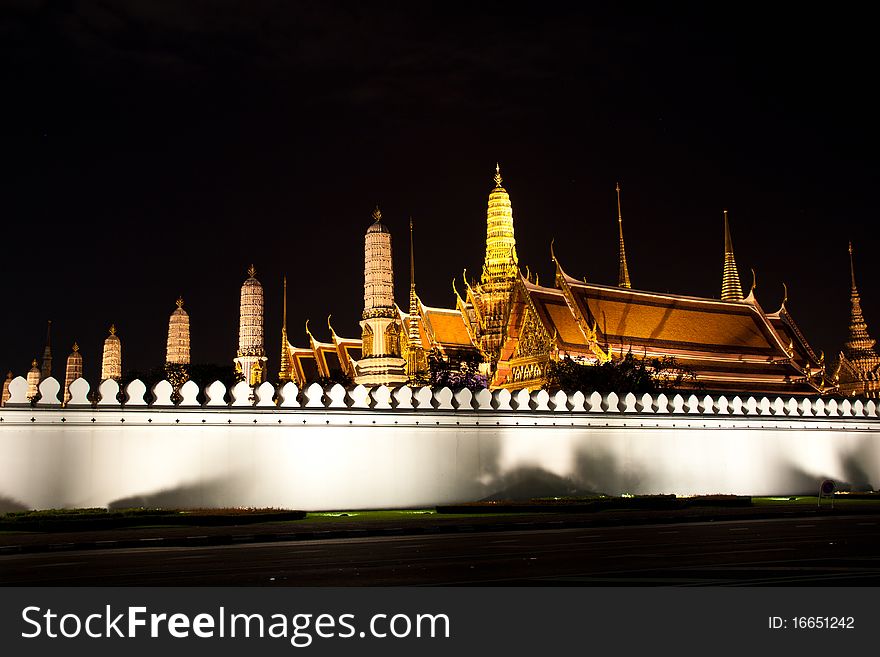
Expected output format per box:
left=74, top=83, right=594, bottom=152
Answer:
left=513, top=388, right=531, bottom=411
left=36, top=377, right=60, bottom=406
left=414, top=386, right=434, bottom=409
left=551, top=389, right=569, bottom=412
left=622, top=392, right=639, bottom=413
left=304, top=382, right=325, bottom=408
left=685, top=394, right=700, bottom=414
left=730, top=396, right=744, bottom=415
left=840, top=399, right=853, bottom=417
left=125, top=379, right=148, bottom=406
left=434, top=387, right=454, bottom=410
left=474, top=388, right=493, bottom=410
left=254, top=382, right=275, bottom=407
left=97, top=379, right=120, bottom=406
left=588, top=391, right=604, bottom=412
left=348, top=385, right=370, bottom=409
left=393, top=386, right=414, bottom=409
left=179, top=380, right=200, bottom=407
left=326, top=384, right=347, bottom=409
left=568, top=390, right=586, bottom=412
left=604, top=391, right=621, bottom=412
left=205, top=381, right=228, bottom=407
left=278, top=382, right=300, bottom=407
left=826, top=399, right=839, bottom=416
left=152, top=380, right=174, bottom=406
left=230, top=381, right=252, bottom=407
left=494, top=388, right=513, bottom=411
left=454, top=387, right=473, bottom=410
left=372, top=385, right=393, bottom=410
left=67, top=378, right=90, bottom=406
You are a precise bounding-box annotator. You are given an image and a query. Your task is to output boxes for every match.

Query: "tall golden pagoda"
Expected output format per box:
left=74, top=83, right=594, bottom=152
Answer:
left=234, top=265, right=267, bottom=386
left=279, top=276, right=294, bottom=382
left=721, top=209, right=744, bottom=302
left=101, top=325, right=122, bottom=381
left=40, top=320, right=52, bottom=381
left=835, top=242, right=880, bottom=397
left=26, top=358, right=40, bottom=400
left=165, top=297, right=191, bottom=366
left=354, top=206, right=407, bottom=386
left=1, top=371, right=12, bottom=407
left=461, top=164, right=519, bottom=366
left=63, top=342, right=82, bottom=406
left=616, top=183, right=631, bottom=289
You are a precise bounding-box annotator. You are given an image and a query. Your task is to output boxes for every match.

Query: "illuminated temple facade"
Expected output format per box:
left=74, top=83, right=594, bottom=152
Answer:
left=834, top=243, right=880, bottom=398
left=275, top=165, right=839, bottom=396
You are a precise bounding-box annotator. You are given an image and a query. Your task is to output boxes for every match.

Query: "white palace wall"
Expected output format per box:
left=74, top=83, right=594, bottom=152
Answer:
left=1, top=376, right=879, bottom=511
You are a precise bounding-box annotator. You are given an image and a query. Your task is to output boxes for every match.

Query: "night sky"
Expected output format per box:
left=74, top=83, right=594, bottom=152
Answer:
left=2, top=2, right=878, bottom=383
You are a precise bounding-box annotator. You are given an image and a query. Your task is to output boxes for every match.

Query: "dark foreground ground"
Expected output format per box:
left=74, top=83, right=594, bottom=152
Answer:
left=2, top=501, right=880, bottom=585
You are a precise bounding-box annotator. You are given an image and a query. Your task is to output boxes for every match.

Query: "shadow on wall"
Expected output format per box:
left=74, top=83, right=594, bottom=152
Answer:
left=0, top=494, right=30, bottom=513
left=839, top=442, right=876, bottom=492
left=480, top=466, right=604, bottom=501
left=478, top=446, right=626, bottom=501
left=108, top=473, right=249, bottom=510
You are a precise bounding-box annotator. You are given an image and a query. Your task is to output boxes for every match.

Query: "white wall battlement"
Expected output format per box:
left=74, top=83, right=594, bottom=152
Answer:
left=1, top=376, right=879, bottom=511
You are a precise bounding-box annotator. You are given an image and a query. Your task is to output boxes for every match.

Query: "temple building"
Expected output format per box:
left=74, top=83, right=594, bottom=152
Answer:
left=274, top=165, right=833, bottom=395
left=234, top=265, right=267, bottom=386
left=40, top=320, right=52, bottom=381
left=63, top=343, right=82, bottom=406
left=835, top=242, right=880, bottom=397
left=354, top=207, right=407, bottom=386
left=101, top=325, right=122, bottom=381
left=26, top=359, right=40, bottom=399
left=1, top=371, right=11, bottom=406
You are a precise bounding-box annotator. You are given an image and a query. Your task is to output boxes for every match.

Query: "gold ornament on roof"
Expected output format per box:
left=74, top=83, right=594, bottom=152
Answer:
left=247, top=264, right=256, bottom=278
left=72, top=342, right=79, bottom=353
left=372, top=205, right=382, bottom=222
left=494, top=162, right=502, bottom=187
left=109, top=324, right=116, bottom=336
left=176, top=296, right=184, bottom=309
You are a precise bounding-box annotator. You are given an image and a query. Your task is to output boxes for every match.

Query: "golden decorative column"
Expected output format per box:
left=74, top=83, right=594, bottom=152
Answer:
left=101, top=325, right=122, bottom=381
left=406, top=218, right=429, bottom=383
left=355, top=206, right=407, bottom=386
left=616, top=183, right=631, bottom=288
left=63, top=343, right=82, bottom=405
left=234, top=265, right=268, bottom=386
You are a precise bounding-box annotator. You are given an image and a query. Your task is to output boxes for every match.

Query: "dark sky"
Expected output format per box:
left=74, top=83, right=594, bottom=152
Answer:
left=2, top=2, right=878, bottom=382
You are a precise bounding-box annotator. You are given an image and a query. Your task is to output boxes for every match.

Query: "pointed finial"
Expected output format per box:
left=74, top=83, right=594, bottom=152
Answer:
left=372, top=205, right=382, bottom=222
left=616, top=183, right=631, bottom=288
left=176, top=296, right=184, bottom=309
left=327, top=314, right=337, bottom=337
left=550, top=238, right=557, bottom=264
left=304, top=318, right=313, bottom=339
left=72, top=342, right=79, bottom=353
left=46, top=320, right=52, bottom=347
left=848, top=240, right=858, bottom=290
left=409, top=216, right=416, bottom=286
left=750, top=268, right=757, bottom=293
left=782, top=282, right=788, bottom=305
left=247, top=264, right=256, bottom=278
left=31, top=358, right=38, bottom=368
left=109, top=324, right=116, bottom=336
left=282, top=275, right=288, bottom=331
left=494, top=162, right=502, bottom=187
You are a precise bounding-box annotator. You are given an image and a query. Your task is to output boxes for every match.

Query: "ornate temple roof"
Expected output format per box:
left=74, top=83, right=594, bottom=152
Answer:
left=420, top=303, right=476, bottom=349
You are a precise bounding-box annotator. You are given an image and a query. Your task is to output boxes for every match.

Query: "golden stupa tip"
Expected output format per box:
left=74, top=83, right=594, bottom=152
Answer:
left=494, top=163, right=502, bottom=187
left=109, top=324, right=116, bottom=336
left=848, top=240, right=853, bottom=255
left=72, top=341, right=79, bottom=352
left=247, top=264, right=256, bottom=278
left=31, top=358, right=38, bottom=367
left=372, top=205, right=382, bottom=222
left=176, top=296, right=184, bottom=309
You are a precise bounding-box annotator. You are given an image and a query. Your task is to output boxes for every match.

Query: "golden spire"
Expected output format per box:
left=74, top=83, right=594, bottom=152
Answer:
left=721, top=209, right=744, bottom=301
left=494, top=162, right=502, bottom=187
left=843, top=241, right=880, bottom=371
left=616, top=182, right=631, bottom=288
left=409, top=217, right=421, bottom=343
left=31, top=358, right=38, bottom=368
left=176, top=296, right=184, bottom=309
left=372, top=205, right=382, bottom=223
left=109, top=324, right=116, bottom=336
left=72, top=342, right=79, bottom=353
left=247, top=264, right=256, bottom=278
left=278, top=275, right=293, bottom=383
